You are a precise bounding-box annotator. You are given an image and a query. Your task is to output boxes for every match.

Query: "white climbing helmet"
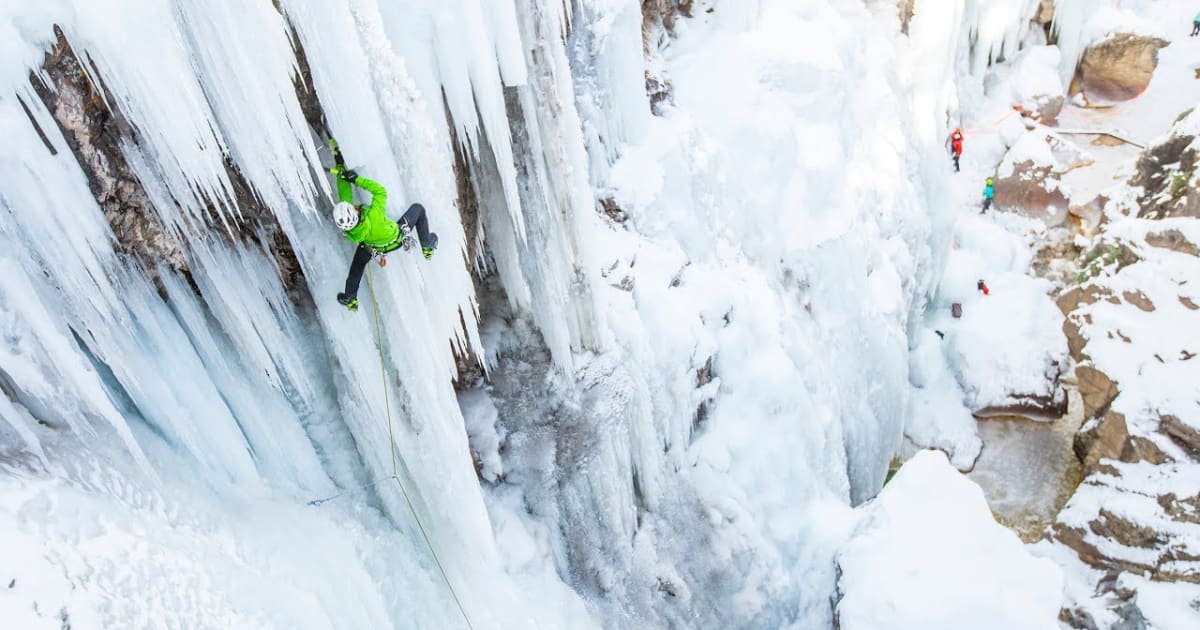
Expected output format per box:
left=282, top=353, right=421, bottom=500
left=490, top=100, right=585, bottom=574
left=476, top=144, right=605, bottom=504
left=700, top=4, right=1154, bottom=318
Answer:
left=333, top=201, right=359, bottom=230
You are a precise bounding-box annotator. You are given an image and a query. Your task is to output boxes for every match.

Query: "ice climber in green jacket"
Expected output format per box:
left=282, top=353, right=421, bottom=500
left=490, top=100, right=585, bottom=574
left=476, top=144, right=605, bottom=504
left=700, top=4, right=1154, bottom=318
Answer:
left=329, top=145, right=437, bottom=312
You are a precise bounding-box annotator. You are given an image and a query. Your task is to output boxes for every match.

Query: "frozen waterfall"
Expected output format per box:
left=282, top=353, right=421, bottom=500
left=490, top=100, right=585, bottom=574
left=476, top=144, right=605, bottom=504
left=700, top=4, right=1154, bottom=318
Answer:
left=0, top=1, right=1075, bottom=628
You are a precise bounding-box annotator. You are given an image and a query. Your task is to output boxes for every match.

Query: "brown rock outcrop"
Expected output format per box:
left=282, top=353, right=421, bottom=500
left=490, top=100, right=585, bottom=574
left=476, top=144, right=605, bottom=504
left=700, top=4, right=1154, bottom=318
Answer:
left=994, top=160, right=1071, bottom=223
left=1076, top=34, right=1168, bottom=103
left=32, top=28, right=187, bottom=274
left=1131, top=132, right=1199, bottom=219
left=1056, top=285, right=1116, bottom=363
left=1121, top=290, right=1155, bottom=312
left=897, top=0, right=915, bottom=34
left=1074, top=410, right=1129, bottom=470
left=1075, top=365, right=1118, bottom=420
left=1015, top=95, right=1066, bottom=126
left=1160, top=414, right=1200, bottom=459
left=1052, top=463, right=1200, bottom=584
left=1034, top=0, right=1055, bottom=25
left=1145, top=229, right=1199, bottom=256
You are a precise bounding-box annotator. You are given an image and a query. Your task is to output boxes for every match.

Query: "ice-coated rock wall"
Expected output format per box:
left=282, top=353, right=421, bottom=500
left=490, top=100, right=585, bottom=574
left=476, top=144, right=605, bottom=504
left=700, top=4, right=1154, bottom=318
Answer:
left=0, top=1, right=1077, bottom=627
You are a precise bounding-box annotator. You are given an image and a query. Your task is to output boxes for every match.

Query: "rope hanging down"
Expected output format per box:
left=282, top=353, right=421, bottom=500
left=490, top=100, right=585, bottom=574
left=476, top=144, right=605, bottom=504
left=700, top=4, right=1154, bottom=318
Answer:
left=364, top=267, right=476, bottom=630
left=309, top=267, right=475, bottom=630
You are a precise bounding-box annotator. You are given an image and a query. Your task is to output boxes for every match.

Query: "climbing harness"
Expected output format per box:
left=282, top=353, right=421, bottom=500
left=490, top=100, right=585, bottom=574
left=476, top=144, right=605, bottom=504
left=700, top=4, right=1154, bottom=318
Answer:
left=309, top=267, right=475, bottom=630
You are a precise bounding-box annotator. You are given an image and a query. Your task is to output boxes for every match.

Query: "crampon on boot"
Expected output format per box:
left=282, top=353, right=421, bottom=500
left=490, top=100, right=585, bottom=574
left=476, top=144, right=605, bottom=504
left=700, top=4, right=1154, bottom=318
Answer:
left=336, top=292, right=359, bottom=312
left=422, top=232, right=439, bottom=260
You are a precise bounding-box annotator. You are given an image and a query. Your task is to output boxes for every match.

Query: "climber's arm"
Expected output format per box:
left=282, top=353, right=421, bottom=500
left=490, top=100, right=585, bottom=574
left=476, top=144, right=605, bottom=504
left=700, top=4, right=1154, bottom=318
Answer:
left=354, top=176, right=388, bottom=219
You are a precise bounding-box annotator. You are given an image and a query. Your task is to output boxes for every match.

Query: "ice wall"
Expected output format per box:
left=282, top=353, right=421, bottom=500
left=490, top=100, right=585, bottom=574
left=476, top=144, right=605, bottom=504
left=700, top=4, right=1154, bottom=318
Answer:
left=453, top=0, right=981, bottom=626
left=0, top=0, right=1056, bottom=628
left=1, top=0, right=600, bottom=627
left=963, top=0, right=1042, bottom=77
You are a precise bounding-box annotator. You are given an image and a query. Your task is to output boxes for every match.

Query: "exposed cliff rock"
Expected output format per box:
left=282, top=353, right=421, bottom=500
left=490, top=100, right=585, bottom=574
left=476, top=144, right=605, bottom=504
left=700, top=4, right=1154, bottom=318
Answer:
left=1034, top=0, right=1054, bottom=26
left=994, top=130, right=1092, bottom=225
left=1130, top=128, right=1199, bottom=220
left=31, top=26, right=310, bottom=300
left=641, top=0, right=694, bottom=115
left=1145, top=228, right=1200, bottom=257
left=1052, top=462, right=1200, bottom=584
left=897, top=0, right=915, bottom=34
left=31, top=28, right=186, bottom=276
left=1074, top=34, right=1168, bottom=104
left=1074, top=365, right=1118, bottom=421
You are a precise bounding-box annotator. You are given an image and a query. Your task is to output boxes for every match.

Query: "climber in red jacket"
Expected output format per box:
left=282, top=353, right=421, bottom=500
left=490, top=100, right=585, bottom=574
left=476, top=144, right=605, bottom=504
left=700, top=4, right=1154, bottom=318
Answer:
left=949, top=128, right=964, bottom=172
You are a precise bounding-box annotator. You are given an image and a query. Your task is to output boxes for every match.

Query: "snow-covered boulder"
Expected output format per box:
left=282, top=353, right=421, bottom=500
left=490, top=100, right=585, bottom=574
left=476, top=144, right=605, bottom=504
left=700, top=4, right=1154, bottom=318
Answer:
left=924, top=212, right=1069, bottom=422
left=940, top=269, right=1068, bottom=418
left=1051, top=461, right=1200, bottom=584
left=834, top=450, right=1063, bottom=630
left=994, top=130, right=1091, bottom=225
left=1067, top=193, right=1107, bottom=238
left=1063, top=216, right=1200, bottom=467
left=1035, top=463, right=1200, bottom=628
left=1075, top=33, right=1167, bottom=104
left=986, top=45, right=1065, bottom=125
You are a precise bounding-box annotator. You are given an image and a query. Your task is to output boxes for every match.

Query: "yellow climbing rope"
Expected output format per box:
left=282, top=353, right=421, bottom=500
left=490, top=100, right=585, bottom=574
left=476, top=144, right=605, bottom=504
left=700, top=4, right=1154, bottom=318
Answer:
left=365, top=267, right=476, bottom=630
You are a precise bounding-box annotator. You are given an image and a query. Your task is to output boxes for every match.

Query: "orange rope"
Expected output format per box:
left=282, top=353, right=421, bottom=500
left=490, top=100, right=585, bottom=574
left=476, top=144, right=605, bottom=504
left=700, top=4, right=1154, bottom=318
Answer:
left=963, top=107, right=1020, bottom=135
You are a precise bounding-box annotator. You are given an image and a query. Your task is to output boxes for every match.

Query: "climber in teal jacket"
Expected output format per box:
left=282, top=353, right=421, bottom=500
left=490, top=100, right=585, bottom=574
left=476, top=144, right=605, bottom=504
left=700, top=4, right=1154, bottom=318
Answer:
left=329, top=142, right=437, bottom=312
left=980, top=177, right=995, bottom=214
left=1192, top=11, right=1200, bottom=36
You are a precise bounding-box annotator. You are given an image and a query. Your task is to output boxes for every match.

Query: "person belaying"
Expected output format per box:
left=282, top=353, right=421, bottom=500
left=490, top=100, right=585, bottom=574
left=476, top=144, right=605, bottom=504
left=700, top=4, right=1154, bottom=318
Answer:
left=949, top=128, right=964, bottom=172
left=980, top=177, right=995, bottom=213
left=328, top=140, right=438, bottom=312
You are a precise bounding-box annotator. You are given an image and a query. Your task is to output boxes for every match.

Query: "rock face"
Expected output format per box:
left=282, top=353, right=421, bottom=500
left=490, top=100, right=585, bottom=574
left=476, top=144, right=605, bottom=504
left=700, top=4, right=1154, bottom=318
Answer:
left=1074, top=365, right=1118, bottom=420
left=32, top=28, right=186, bottom=274
left=1052, top=462, right=1200, bottom=584
left=1160, top=414, right=1200, bottom=459
left=1130, top=129, right=1200, bottom=219
left=1075, top=34, right=1168, bottom=103
left=31, top=27, right=310, bottom=297
left=994, top=131, right=1091, bottom=224
left=1034, top=0, right=1054, bottom=25
left=1022, top=95, right=1065, bottom=126
left=1145, top=229, right=1200, bottom=257
left=994, top=160, right=1071, bottom=222
left=1045, top=108, right=1200, bottom=625
left=897, top=0, right=915, bottom=34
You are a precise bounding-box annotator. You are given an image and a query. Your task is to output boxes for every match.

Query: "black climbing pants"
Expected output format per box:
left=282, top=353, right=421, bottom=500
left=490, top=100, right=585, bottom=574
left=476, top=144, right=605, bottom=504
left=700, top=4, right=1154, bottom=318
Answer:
left=341, top=203, right=433, bottom=300
left=400, top=203, right=433, bottom=249
left=1192, top=21, right=1199, bottom=36
left=342, top=244, right=373, bottom=301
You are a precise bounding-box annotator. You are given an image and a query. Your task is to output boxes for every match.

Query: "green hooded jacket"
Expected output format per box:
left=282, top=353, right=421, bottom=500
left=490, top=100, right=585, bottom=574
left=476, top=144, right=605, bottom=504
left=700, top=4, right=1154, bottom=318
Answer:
left=338, top=176, right=400, bottom=250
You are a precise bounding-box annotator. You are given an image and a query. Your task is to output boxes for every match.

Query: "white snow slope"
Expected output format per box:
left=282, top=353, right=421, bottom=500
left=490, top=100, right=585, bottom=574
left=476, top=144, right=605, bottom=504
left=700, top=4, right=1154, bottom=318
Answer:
left=837, top=450, right=1063, bottom=630
left=0, top=1, right=1082, bottom=628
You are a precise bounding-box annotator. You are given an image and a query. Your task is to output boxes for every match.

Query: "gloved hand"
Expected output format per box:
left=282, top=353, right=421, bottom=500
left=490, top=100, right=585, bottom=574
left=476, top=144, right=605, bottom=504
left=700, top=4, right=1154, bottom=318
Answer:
left=339, top=168, right=359, bottom=184
left=329, top=138, right=345, bottom=167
